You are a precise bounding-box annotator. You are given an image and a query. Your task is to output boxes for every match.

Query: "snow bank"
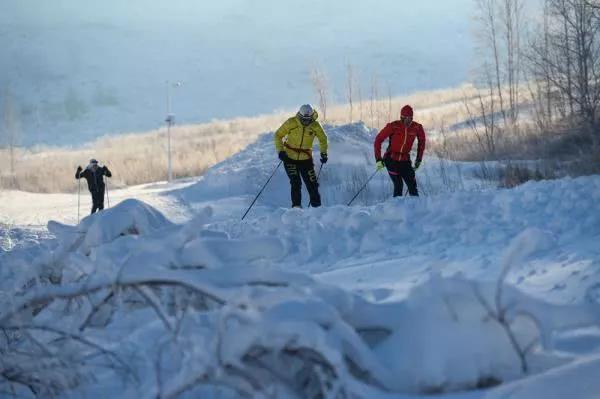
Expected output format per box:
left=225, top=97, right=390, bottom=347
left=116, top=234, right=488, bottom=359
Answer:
left=2, top=188, right=599, bottom=398
left=169, top=122, right=486, bottom=219
left=202, top=174, right=600, bottom=302
left=2, top=121, right=600, bottom=398
left=483, top=355, right=600, bottom=399
left=47, top=198, right=174, bottom=254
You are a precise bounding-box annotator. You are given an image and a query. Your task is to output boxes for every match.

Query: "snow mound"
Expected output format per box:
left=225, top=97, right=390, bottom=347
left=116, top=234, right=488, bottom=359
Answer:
left=169, top=122, right=486, bottom=220
left=172, top=122, right=377, bottom=205
left=48, top=198, right=174, bottom=256
left=2, top=194, right=600, bottom=398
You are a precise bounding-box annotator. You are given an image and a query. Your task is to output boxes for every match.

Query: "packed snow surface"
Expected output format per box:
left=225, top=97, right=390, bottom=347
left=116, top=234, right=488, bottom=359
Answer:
left=1, top=123, right=599, bottom=398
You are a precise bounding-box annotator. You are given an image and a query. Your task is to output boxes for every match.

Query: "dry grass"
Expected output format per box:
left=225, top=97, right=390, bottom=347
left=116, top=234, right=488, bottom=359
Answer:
left=326, top=83, right=482, bottom=129
left=433, top=117, right=599, bottom=162
left=0, top=113, right=286, bottom=193
left=3, top=80, right=594, bottom=194
left=430, top=110, right=600, bottom=188
left=0, top=84, right=487, bottom=193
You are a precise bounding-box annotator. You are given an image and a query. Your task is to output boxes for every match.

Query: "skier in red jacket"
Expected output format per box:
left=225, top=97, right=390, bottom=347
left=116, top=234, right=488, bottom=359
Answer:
left=373, top=105, right=426, bottom=197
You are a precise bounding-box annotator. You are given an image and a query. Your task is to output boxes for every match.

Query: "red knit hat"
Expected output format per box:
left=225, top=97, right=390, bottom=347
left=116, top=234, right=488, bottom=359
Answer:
left=400, top=105, right=413, bottom=118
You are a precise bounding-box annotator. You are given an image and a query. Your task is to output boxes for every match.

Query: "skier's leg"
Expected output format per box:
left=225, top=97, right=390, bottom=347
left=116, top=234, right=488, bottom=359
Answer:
left=98, top=188, right=105, bottom=211
left=284, top=161, right=302, bottom=207
left=400, top=161, right=419, bottom=196
left=385, top=160, right=403, bottom=197
left=299, top=161, right=321, bottom=207
left=91, top=192, right=99, bottom=214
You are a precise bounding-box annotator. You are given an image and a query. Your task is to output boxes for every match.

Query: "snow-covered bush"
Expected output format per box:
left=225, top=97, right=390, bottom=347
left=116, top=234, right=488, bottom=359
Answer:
left=2, top=199, right=599, bottom=398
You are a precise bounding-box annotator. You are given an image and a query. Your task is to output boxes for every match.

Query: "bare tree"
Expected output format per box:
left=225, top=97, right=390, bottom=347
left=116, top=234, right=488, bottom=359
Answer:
left=476, top=0, right=508, bottom=126
left=369, top=73, right=380, bottom=129
left=2, top=88, right=20, bottom=177
left=346, top=63, right=355, bottom=123
left=474, top=0, right=525, bottom=128
left=501, top=0, right=524, bottom=124
left=463, top=71, right=499, bottom=160
left=526, top=1, right=558, bottom=129
left=310, top=67, right=328, bottom=122
left=357, top=79, right=364, bottom=122
left=528, top=0, right=600, bottom=129
left=386, top=81, right=393, bottom=122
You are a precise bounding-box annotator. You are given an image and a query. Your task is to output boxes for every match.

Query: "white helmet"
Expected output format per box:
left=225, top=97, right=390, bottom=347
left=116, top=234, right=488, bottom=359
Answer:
left=297, top=104, right=315, bottom=125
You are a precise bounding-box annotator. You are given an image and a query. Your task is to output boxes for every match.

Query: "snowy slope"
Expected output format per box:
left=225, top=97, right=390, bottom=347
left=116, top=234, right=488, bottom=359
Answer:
left=169, top=122, right=488, bottom=221
left=1, top=122, right=600, bottom=398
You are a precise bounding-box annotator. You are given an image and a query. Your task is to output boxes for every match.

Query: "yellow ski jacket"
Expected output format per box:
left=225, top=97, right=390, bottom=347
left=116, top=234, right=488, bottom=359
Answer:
left=274, top=112, right=328, bottom=161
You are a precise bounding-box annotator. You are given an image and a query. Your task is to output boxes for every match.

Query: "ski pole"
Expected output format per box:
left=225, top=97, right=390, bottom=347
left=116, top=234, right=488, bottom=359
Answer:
left=77, top=175, right=81, bottom=223
left=316, top=162, right=324, bottom=181
left=347, top=169, right=380, bottom=206
left=241, top=161, right=282, bottom=220
left=307, top=162, right=324, bottom=208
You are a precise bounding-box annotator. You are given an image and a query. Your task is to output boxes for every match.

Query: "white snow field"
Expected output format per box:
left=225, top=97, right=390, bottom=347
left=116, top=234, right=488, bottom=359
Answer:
left=1, top=123, right=600, bottom=398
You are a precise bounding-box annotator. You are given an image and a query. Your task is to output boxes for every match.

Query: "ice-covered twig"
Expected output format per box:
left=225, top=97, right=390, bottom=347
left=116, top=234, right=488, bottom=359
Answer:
left=133, top=285, right=174, bottom=332
left=79, top=289, right=115, bottom=332
left=2, top=324, right=135, bottom=379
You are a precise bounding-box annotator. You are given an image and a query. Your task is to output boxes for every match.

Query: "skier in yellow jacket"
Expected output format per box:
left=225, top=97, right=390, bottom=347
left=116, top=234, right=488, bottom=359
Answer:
left=274, top=104, right=328, bottom=208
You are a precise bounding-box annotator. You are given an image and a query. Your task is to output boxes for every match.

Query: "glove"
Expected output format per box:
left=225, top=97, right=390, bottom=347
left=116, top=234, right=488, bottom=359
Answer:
left=320, top=153, right=328, bottom=164
left=414, top=159, right=422, bottom=170
left=376, top=160, right=385, bottom=171
left=77, top=165, right=82, bottom=172
left=278, top=151, right=288, bottom=162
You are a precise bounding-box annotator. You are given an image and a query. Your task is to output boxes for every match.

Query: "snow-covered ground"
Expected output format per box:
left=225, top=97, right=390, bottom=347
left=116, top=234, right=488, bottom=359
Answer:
left=1, top=123, right=599, bottom=398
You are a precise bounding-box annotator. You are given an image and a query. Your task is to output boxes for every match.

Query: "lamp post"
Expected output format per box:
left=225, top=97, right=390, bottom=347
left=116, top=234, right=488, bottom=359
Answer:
left=165, top=81, right=182, bottom=182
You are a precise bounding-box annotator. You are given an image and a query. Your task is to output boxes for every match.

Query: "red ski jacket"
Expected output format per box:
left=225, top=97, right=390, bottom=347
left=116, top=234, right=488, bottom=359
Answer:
left=374, top=120, right=426, bottom=162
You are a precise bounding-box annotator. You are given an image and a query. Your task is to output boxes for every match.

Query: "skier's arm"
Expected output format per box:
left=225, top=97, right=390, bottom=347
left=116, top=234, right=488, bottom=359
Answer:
left=274, top=119, right=292, bottom=152
left=76, top=167, right=86, bottom=179
left=416, top=125, right=426, bottom=161
left=373, top=124, right=394, bottom=161
left=103, top=166, right=112, bottom=178
left=314, top=123, right=328, bottom=154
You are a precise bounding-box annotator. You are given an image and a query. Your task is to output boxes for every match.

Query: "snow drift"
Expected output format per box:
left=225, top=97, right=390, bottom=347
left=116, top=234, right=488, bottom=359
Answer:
left=2, top=176, right=600, bottom=398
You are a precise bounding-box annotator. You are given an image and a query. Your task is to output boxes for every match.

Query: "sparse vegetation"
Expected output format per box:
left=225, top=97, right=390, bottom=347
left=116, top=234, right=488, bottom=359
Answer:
left=427, top=0, right=600, bottom=188
left=1, top=88, right=20, bottom=186
left=0, top=84, right=483, bottom=193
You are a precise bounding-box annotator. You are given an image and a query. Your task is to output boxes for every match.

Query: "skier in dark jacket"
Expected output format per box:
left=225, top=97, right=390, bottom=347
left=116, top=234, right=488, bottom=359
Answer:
left=76, top=159, right=112, bottom=214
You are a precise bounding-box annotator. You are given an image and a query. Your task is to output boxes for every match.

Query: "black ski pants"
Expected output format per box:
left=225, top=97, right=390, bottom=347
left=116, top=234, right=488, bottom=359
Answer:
left=283, top=158, right=321, bottom=207
left=385, top=158, right=419, bottom=197
left=91, top=188, right=105, bottom=214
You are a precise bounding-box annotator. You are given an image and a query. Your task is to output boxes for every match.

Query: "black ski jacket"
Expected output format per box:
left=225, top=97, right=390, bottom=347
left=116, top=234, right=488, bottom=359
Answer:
left=76, top=166, right=112, bottom=192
